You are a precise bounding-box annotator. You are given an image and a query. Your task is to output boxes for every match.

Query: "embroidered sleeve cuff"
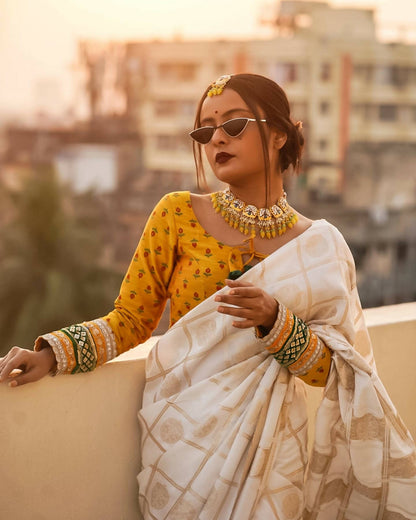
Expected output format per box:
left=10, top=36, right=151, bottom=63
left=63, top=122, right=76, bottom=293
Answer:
left=34, top=319, right=117, bottom=376
left=258, top=304, right=315, bottom=366
left=255, top=303, right=331, bottom=385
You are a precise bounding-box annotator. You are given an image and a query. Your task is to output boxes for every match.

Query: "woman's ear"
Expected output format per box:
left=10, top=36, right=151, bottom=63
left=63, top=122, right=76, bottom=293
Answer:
left=274, top=132, right=287, bottom=150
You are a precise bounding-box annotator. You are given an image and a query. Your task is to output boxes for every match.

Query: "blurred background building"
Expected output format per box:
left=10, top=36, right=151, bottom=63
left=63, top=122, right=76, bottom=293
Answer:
left=1, top=0, right=415, bottom=349
left=72, top=0, right=416, bottom=309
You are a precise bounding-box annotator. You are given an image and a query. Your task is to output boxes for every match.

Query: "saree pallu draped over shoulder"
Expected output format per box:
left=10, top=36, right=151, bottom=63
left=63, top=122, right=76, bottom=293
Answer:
left=138, top=220, right=416, bottom=520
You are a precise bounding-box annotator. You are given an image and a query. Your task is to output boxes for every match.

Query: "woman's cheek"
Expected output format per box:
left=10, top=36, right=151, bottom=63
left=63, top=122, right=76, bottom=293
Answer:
left=204, top=147, right=216, bottom=170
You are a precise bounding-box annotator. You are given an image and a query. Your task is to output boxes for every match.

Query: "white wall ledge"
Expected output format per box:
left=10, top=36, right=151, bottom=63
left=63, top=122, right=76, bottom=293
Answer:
left=1, top=303, right=416, bottom=520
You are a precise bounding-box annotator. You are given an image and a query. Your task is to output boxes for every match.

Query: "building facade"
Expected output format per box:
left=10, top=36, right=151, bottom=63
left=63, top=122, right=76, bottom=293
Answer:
left=78, top=0, right=416, bottom=200
left=3, top=0, right=413, bottom=309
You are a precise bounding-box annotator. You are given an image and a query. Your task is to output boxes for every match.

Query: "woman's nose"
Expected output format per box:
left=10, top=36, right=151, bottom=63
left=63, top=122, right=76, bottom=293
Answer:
left=211, top=125, right=227, bottom=144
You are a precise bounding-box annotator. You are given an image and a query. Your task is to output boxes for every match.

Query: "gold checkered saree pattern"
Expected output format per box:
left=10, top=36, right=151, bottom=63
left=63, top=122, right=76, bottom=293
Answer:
left=138, top=220, right=416, bottom=519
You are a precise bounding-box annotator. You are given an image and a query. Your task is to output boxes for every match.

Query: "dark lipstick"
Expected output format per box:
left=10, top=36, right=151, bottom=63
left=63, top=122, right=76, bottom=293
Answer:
left=216, top=152, right=234, bottom=164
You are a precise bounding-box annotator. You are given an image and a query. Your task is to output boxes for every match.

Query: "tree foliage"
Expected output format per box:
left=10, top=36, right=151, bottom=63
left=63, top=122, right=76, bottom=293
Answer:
left=0, top=167, right=122, bottom=354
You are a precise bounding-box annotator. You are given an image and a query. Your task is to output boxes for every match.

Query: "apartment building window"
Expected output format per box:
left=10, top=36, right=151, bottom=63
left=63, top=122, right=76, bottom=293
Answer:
left=179, top=134, right=191, bottom=150
left=374, top=66, right=409, bottom=88
left=154, top=100, right=177, bottom=117
left=156, top=135, right=177, bottom=150
left=379, top=104, right=397, bottom=122
left=397, top=241, right=408, bottom=264
left=291, top=102, right=308, bottom=121
left=179, top=100, right=196, bottom=117
left=319, top=101, right=330, bottom=115
left=320, top=63, right=332, bottom=82
left=156, top=134, right=190, bottom=151
left=399, top=105, right=412, bottom=123
left=354, top=64, right=372, bottom=83
left=154, top=100, right=195, bottom=118
left=377, top=243, right=387, bottom=254
left=392, top=67, right=409, bottom=88
left=271, top=63, right=307, bottom=84
left=318, top=138, right=328, bottom=151
left=352, top=103, right=373, bottom=119
left=350, top=244, right=367, bottom=270
left=352, top=104, right=363, bottom=117
left=274, top=63, right=296, bottom=83
left=374, top=66, right=392, bottom=85
left=158, top=63, right=198, bottom=82
left=364, top=104, right=373, bottom=119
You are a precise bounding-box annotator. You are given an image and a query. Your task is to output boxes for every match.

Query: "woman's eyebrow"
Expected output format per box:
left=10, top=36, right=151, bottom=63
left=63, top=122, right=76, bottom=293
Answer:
left=200, top=108, right=252, bottom=125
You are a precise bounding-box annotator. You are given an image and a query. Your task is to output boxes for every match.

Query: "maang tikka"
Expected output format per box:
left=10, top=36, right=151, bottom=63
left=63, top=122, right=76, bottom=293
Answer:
left=207, top=74, right=232, bottom=97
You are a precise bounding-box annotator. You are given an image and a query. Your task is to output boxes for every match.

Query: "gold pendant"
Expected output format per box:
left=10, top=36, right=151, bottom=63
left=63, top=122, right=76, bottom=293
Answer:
left=211, top=189, right=298, bottom=240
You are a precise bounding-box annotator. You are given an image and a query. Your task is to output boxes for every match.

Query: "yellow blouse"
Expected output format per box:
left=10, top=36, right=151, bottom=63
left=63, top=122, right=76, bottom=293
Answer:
left=37, top=191, right=331, bottom=385
left=106, top=191, right=268, bottom=341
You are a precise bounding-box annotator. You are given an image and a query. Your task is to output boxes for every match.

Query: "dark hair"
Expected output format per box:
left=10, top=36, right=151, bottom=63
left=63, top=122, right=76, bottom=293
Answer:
left=192, top=73, right=304, bottom=202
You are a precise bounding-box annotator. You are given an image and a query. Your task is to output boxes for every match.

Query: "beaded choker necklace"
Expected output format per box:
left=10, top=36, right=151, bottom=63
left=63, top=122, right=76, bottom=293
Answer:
left=211, top=188, right=298, bottom=239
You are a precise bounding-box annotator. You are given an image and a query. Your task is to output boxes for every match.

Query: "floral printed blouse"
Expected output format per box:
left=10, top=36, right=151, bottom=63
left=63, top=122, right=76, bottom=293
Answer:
left=36, top=191, right=331, bottom=385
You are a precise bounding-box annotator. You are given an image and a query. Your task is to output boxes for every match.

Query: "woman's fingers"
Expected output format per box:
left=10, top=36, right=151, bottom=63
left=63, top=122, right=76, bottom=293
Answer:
left=0, top=347, right=18, bottom=368
left=217, top=303, right=255, bottom=328
left=216, top=296, right=255, bottom=309
left=0, top=347, right=54, bottom=387
left=0, top=348, right=27, bottom=383
left=216, top=298, right=267, bottom=327
left=224, top=281, right=261, bottom=297
left=216, top=283, right=278, bottom=330
left=6, top=364, right=43, bottom=387
left=217, top=305, right=253, bottom=317
left=225, top=279, right=254, bottom=288
left=215, top=288, right=269, bottom=310
left=230, top=319, right=255, bottom=329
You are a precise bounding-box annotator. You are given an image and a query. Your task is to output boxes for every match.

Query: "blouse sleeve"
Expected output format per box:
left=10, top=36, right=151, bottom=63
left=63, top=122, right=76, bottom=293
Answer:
left=257, top=304, right=332, bottom=387
left=257, top=224, right=370, bottom=387
left=34, top=194, right=179, bottom=375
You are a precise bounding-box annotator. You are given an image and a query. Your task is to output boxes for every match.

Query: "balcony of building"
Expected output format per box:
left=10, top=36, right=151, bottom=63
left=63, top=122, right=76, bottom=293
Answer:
left=1, top=302, right=415, bottom=520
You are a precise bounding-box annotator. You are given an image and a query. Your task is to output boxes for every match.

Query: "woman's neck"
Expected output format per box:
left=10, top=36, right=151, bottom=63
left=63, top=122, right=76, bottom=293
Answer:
left=227, top=180, right=284, bottom=208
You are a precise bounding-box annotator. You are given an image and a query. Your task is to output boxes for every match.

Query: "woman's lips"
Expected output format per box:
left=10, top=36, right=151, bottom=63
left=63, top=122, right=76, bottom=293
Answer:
left=216, top=152, right=234, bottom=164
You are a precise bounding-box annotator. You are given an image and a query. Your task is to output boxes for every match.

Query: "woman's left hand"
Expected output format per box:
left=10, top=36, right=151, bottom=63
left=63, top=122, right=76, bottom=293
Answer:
left=215, top=279, right=278, bottom=330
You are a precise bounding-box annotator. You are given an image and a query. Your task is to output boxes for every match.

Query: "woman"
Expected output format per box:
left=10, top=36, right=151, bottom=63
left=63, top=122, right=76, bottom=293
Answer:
left=1, top=74, right=415, bottom=519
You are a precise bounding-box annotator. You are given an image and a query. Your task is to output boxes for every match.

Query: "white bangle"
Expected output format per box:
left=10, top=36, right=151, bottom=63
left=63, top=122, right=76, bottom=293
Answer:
left=255, top=302, right=288, bottom=349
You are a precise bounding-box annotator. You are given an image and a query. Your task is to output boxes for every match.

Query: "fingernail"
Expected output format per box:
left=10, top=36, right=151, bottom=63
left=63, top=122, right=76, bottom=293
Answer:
left=8, top=380, right=17, bottom=388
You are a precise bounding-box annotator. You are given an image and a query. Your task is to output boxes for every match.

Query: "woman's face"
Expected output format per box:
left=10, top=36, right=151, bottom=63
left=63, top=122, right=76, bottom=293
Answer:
left=198, top=88, right=282, bottom=190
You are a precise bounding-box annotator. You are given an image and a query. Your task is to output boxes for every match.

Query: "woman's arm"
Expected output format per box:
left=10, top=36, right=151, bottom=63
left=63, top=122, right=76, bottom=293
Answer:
left=1, top=194, right=180, bottom=385
left=215, top=279, right=331, bottom=387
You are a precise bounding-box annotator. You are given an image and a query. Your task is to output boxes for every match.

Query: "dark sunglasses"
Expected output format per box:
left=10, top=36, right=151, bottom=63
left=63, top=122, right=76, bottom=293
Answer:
left=189, top=117, right=267, bottom=145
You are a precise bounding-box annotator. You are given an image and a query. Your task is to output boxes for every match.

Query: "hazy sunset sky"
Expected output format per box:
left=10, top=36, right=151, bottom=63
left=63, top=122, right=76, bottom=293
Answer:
left=1, top=0, right=416, bottom=117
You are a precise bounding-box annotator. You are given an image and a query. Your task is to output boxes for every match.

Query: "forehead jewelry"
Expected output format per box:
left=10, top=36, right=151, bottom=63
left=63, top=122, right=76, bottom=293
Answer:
left=207, top=74, right=232, bottom=97
left=211, top=188, right=298, bottom=239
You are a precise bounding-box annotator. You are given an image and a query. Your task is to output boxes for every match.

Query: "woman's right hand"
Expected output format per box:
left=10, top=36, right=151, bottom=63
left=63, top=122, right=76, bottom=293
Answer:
left=0, top=345, right=57, bottom=387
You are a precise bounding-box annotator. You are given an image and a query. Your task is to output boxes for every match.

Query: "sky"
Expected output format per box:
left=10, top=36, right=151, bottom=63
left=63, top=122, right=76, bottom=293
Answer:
left=1, top=0, right=416, bottom=118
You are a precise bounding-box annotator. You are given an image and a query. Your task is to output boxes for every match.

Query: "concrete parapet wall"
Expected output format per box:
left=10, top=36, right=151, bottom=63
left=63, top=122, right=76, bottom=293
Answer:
left=1, top=303, right=415, bottom=520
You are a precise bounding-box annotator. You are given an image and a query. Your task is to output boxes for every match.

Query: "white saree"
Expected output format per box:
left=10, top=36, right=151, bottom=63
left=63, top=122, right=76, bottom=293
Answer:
left=137, top=220, right=416, bottom=519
